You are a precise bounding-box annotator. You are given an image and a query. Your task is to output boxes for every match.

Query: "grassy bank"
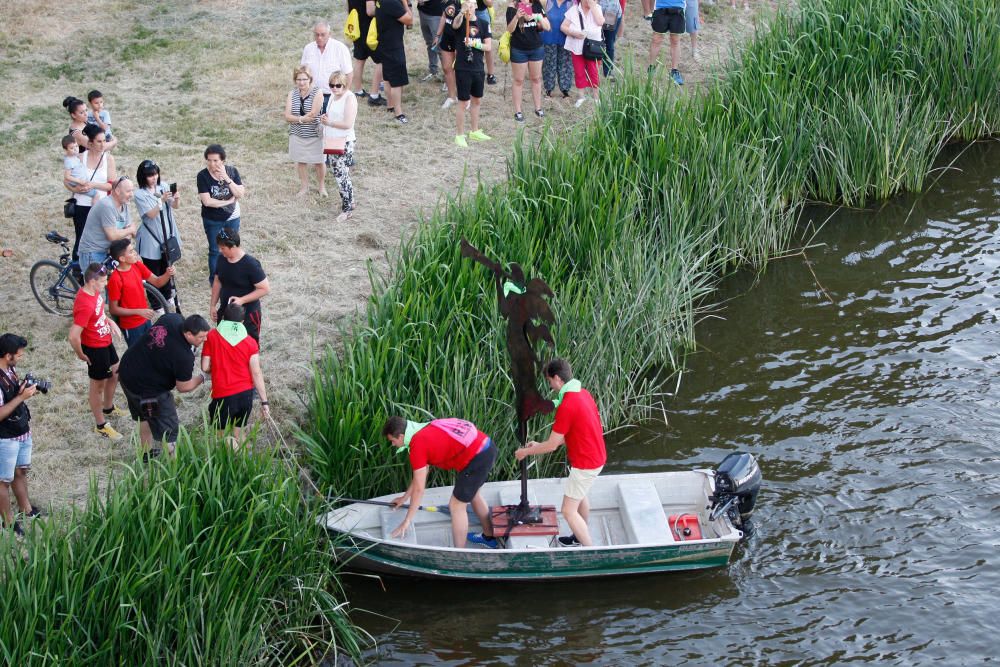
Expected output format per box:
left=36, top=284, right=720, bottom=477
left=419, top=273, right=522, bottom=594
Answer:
left=0, top=434, right=367, bottom=665
left=304, top=0, right=1000, bottom=499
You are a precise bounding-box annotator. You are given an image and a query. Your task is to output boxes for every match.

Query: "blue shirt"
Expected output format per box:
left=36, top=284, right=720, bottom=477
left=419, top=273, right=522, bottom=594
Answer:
left=541, top=0, right=571, bottom=46
left=654, top=0, right=684, bottom=9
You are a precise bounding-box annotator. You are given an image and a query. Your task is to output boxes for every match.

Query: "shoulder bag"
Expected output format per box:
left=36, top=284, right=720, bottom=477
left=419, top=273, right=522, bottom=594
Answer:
left=578, top=7, right=605, bottom=61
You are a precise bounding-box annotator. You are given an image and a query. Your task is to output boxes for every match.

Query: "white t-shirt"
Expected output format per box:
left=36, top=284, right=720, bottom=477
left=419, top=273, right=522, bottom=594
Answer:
left=301, top=40, right=353, bottom=94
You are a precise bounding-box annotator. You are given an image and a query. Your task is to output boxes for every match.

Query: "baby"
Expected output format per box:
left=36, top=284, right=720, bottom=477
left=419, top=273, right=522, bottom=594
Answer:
left=86, top=89, right=118, bottom=151
left=62, top=135, right=96, bottom=197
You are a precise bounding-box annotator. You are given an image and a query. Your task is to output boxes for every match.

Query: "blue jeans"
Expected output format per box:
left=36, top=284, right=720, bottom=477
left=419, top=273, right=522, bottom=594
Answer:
left=603, top=17, right=621, bottom=76
left=0, top=434, right=32, bottom=483
left=123, top=320, right=152, bottom=348
left=78, top=250, right=109, bottom=274
left=203, top=216, right=240, bottom=284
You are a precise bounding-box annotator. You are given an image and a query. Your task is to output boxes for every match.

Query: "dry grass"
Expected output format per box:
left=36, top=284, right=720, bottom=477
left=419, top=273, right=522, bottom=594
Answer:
left=0, top=0, right=771, bottom=509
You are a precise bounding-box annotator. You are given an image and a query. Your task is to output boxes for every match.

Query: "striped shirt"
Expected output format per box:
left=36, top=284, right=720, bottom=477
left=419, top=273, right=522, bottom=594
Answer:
left=289, top=87, right=322, bottom=139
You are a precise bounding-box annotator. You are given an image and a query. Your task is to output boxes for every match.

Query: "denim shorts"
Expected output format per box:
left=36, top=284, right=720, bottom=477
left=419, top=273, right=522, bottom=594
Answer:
left=0, top=434, right=32, bottom=483
left=510, top=45, right=545, bottom=64
left=78, top=250, right=109, bottom=274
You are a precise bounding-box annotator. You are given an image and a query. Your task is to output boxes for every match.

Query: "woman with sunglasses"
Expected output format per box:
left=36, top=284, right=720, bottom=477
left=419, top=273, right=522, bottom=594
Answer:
left=133, top=160, right=181, bottom=302
left=284, top=66, right=326, bottom=197
left=319, top=71, right=358, bottom=223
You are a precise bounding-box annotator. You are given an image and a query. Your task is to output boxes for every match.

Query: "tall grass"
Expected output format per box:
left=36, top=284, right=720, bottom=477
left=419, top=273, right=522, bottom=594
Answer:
left=304, top=0, right=1000, bottom=499
left=0, top=433, right=367, bottom=666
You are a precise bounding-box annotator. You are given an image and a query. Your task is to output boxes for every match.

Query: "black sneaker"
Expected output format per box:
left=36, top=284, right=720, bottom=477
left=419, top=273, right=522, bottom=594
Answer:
left=514, top=111, right=525, bottom=122
left=487, top=74, right=497, bottom=85
left=557, top=534, right=581, bottom=547
left=142, top=447, right=163, bottom=463
left=25, top=508, right=44, bottom=519
left=354, top=88, right=368, bottom=97
left=368, top=95, right=388, bottom=107
left=4, top=521, right=24, bottom=537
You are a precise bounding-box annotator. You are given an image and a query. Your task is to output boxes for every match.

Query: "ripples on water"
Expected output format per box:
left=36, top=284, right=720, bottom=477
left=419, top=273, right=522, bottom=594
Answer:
left=345, top=142, right=1000, bottom=665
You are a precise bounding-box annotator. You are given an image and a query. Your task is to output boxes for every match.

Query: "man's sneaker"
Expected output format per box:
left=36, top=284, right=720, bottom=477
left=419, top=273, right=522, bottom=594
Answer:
left=25, top=508, right=44, bottom=519
left=557, top=534, right=581, bottom=547
left=441, top=82, right=449, bottom=93
left=4, top=521, right=24, bottom=538
left=395, top=113, right=409, bottom=124
left=534, top=108, right=545, bottom=118
left=368, top=94, right=388, bottom=107
left=468, top=129, right=491, bottom=142
left=95, top=423, right=123, bottom=441
left=671, top=68, right=684, bottom=86
left=420, top=71, right=437, bottom=82
left=142, top=447, right=162, bottom=463
left=486, top=74, right=497, bottom=85
left=354, top=88, right=368, bottom=97
left=467, top=532, right=498, bottom=548
left=454, top=134, right=468, bottom=148
left=102, top=405, right=127, bottom=418
left=514, top=111, right=525, bottom=122
left=644, top=13, right=652, bottom=21
left=442, top=97, right=456, bottom=109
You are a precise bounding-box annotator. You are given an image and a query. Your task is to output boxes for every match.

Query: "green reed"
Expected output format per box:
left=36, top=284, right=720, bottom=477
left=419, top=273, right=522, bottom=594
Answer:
left=305, top=0, right=1000, bottom=499
left=0, top=433, right=367, bottom=666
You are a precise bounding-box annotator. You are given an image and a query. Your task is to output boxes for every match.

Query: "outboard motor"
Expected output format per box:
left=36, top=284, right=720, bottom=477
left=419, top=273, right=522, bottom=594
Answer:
left=709, top=453, right=762, bottom=533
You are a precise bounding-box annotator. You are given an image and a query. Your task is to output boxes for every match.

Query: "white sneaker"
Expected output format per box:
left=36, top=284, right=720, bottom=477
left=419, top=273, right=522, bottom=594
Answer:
left=574, top=97, right=587, bottom=108
left=420, top=71, right=436, bottom=82
left=441, top=82, right=449, bottom=93
left=442, top=97, right=456, bottom=109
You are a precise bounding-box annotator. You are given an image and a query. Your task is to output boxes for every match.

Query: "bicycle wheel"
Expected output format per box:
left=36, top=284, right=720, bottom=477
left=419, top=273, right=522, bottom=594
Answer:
left=144, top=282, right=174, bottom=316
left=30, top=260, right=79, bottom=316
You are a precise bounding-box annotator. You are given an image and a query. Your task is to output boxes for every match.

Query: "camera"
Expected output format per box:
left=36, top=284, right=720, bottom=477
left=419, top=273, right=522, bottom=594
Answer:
left=23, top=373, right=51, bottom=394
left=169, top=182, right=177, bottom=194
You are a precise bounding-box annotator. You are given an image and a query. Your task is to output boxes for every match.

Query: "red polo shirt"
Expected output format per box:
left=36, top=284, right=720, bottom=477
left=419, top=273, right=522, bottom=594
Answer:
left=553, top=388, right=607, bottom=469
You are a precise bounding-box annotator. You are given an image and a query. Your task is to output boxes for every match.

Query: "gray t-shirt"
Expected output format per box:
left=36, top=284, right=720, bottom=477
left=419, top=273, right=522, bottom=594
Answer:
left=78, top=195, right=130, bottom=255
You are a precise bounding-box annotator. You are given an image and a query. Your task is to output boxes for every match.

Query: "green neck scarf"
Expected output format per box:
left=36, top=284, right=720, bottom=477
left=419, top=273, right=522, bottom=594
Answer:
left=216, top=320, right=248, bottom=347
left=552, top=378, right=582, bottom=408
left=398, top=420, right=430, bottom=455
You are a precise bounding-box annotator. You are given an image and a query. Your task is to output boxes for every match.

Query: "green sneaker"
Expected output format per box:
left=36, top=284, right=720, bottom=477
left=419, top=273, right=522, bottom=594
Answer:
left=454, top=134, right=468, bottom=148
left=468, top=129, right=492, bottom=142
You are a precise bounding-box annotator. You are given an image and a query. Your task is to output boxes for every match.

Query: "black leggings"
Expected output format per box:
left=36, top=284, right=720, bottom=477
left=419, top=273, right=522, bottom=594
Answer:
left=71, top=204, right=91, bottom=265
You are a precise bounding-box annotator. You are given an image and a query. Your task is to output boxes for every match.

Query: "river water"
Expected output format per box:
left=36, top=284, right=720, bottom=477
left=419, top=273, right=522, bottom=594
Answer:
left=343, top=140, right=1000, bottom=665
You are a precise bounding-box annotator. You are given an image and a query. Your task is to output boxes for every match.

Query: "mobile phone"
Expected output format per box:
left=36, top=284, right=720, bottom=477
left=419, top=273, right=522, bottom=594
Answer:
left=169, top=182, right=177, bottom=194
left=519, top=1, right=533, bottom=14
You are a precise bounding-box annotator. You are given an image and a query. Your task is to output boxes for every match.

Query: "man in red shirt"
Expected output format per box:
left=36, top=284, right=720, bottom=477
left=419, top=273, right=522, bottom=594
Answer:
left=201, top=302, right=270, bottom=447
left=68, top=262, right=125, bottom=441
left=107, top=238, right=175, bottom=348
left=516, top=358, right=606, bottom=546
left=382, top=415, right=497, bottom=548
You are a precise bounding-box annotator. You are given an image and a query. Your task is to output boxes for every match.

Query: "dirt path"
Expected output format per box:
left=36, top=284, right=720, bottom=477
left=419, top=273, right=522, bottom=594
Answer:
left=0, top=0, right=777, bottom=509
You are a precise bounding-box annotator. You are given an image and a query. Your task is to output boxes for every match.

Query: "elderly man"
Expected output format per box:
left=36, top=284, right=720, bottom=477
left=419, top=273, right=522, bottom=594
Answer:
left=77, top=176, right=137, bottom=270
left=301, top=20, right=354, bottom=104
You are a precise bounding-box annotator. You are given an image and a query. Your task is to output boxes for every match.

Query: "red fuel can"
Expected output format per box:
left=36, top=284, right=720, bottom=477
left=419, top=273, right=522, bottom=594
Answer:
left=668, top=514, right=703, bottom=541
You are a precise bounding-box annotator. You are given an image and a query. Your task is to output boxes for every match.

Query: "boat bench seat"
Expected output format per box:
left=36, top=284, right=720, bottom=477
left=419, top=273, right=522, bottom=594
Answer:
left=618, top=481, right=674, bottom=545
left=380, top=508, right=418, bottom=544
left=497, top=487, right=553, bottom=550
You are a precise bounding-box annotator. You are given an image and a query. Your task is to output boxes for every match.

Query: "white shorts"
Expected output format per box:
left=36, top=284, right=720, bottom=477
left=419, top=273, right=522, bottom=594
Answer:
left=564, top=466, right=603, bottom=500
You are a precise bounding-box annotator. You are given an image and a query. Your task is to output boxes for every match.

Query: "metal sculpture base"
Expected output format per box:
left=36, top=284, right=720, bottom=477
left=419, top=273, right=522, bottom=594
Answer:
left=491, top=505, right=559, bottom=536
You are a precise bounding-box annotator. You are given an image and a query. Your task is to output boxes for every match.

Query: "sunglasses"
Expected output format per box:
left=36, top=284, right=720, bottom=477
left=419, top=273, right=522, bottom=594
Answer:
left=332, top=83, right=345, bottom=89
left=112, top=175, right=130, bottom=190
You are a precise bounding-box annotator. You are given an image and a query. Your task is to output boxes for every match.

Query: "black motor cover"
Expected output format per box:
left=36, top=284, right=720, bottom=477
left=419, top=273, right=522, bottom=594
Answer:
left=712, top=452, right=762, bottom=525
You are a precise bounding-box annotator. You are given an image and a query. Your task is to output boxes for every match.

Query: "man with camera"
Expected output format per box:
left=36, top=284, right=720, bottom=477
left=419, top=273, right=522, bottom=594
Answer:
left=0, top=334, right=44, bottom=536
left=118, top=313, right=211, bottom=460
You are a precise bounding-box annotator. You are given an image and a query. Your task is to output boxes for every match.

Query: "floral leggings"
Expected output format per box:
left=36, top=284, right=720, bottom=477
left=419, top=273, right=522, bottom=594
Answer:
left=542, top=44, right=574, bottom=95
left=326, top=141, right=356, bottom=213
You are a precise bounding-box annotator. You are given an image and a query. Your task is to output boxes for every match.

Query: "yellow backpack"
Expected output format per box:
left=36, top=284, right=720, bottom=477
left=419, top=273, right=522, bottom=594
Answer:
left=344, top=9, right=361, bottom=42
left=366, top=9, right=379, bottom=50
left=498, top=31, right=511, bottom=64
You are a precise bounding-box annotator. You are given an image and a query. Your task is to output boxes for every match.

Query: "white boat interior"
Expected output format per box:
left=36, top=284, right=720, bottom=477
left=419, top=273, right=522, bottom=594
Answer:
left=326, top=470, right=743, bottom=550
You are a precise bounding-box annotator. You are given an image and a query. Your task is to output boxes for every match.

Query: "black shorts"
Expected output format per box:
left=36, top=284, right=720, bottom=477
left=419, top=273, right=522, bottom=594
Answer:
left=380, top=51, right=409, bottom=87
left=82, top=343, right=119, bottom=380
left=353, top=29, right=374, bottom=61
left=208, top=389, right=254, bottom=429
left=122, top=385, right=180, bottom=444
left=651, top=7, right=685, bottom=34
left=439, top=34, right=456, bottom=53
left=453, top=439, right=496, bottom=503
left=455, top=69, right=485, bottom=101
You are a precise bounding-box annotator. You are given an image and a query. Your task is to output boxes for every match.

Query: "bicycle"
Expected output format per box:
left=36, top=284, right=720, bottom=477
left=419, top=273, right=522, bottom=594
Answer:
left=30, top=231, right=172, bottom=317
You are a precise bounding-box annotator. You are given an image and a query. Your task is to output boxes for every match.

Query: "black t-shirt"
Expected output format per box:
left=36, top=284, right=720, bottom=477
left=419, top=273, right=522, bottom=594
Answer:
left=419, top=0, right=443, bottom=15
left=216, top=253, right=267, bottom=319
left=376, top=0, right=407, bottom=55
left=197, top=166, right=242, bottom=222
left=441, top=0, right=460, bottom=38
left=454, top=18, right=491, bottom=71
left=119, top=313, right=195, bottom=397
left=506, top=1, right=546, bottom=50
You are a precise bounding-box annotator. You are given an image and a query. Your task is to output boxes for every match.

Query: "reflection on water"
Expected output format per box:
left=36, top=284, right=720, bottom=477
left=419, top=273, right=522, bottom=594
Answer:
left=345, top=141, right=1000, bottom=665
